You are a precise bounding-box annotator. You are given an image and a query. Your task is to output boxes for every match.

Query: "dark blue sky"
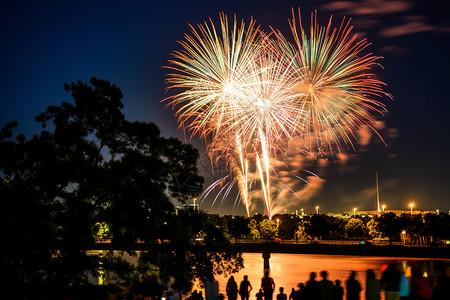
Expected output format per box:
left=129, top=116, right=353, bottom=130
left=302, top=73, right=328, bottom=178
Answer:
left=1, top=0, right=449, bottom=215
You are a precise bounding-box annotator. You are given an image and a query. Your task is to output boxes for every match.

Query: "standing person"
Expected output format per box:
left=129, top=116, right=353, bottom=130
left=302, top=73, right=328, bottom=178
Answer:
left=398, top=267, right=411, bottom=300
left=305, top=272, right=319, bottom=300
left=289, top=288, right=296, bottom=300
left=318, top=271, right=334, bottom=300
left=240, top=275, right=253, bottom=300
left=410, top=267, right=431, bottom=300
left=261, top=270, right=276, bottom=300
left=333, top=280, right=344, bottom=300
left=346, top=271, right=362, bottom=300
left=381, top=263, right=401, bottom=300
left=366, top=269, right=382, bottom=300
left=205, top=276, right=219, bottom=300
left=227, top=276, right=239, bottom=300
left=297, top=283, right=306, bottom=300
left=277, top=287, right=287, bottom=300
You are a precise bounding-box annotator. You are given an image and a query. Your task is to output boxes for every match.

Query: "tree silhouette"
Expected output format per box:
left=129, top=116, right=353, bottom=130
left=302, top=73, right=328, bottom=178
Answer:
left=0, top=78, right=242, bottom=297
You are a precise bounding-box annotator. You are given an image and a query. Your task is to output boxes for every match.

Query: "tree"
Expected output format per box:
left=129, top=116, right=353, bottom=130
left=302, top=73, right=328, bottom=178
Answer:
left=345, top=218, right=368, bottom=239
left=306, top=215, right=331, bottom=239
left=226, top=216, right=250, bottom=243
left=378, top=212, right=402, bottom=244
left=423, top=213, right=450, bottom=244
left=248, top=219, right=260, bottom=240
left=260, top=219, right=277, bottom=240
left=367, top=219, right=384, bottom=241
left=328, top=217, right=346, bottom=240
left=273, top=214, right=299, bottom=240
left=0, top=78, right=241, bottom=297
left=295, top=223, right=309, bottom=242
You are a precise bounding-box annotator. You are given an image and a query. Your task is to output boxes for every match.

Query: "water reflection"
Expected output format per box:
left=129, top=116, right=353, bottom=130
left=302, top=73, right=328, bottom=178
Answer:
left=201, top=253, right=450, bottom=300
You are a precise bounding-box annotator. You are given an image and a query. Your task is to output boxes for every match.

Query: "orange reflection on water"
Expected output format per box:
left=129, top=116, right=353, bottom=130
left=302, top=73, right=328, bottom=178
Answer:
left=195, top=253, right=450, bottom=300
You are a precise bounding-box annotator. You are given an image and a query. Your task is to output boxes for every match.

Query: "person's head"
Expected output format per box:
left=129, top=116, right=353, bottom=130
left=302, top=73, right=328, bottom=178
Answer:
left=298, top=283, right=304, bottom=289
left=244, top=275, right=248, bottom=280
left=366, top=269, right=375, bottom=279
left=349, top=271, right=356, bottom=279
left=229, top=276, right=235, bottom=282
left=320, top=271, right=328, bottom=279
left=309, top=272, right=316, bottom=280
left=264, top=270, right=270, bottom=277
left=335, top=280, right=341, bottom=286
left=279, top=287, right=284, bottom=293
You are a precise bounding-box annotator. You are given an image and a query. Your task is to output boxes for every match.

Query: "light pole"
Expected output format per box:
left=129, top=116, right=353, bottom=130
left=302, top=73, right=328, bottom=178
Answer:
left=402, top=230, right=406, bottom=245
left=301, top=208, right=304, bottom=216
left=382, top=204, right=386, bottom=213
left=409, top=203, right=414, bottom=214
left=353, top=208, right=357, bottom=218
left=315, top=206, right=319, bottom=215
left=193, top=197, right=198, bottom=211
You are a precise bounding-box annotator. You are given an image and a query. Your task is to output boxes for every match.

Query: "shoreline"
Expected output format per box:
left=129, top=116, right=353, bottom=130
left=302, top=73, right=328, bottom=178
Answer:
left=235, top=243, right=450, bottom=259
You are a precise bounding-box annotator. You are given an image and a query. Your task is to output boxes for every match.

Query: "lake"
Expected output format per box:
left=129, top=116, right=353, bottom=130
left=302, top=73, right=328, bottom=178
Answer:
left=198, top=253, right=450, bottom=300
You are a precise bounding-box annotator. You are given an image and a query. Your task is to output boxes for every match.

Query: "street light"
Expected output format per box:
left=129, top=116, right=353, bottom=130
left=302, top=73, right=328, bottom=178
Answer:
left=402, top=230, right=406, bottom=245
left=353, top=208, right=357, bottom=218
left=315, top=206, right=319, bottom=215
left=301, top=208, right=304, bottom=216
left=382, top=204, right=386, bottom=213
left=276, top=219, right=280, bottom=228
left=409, top=203, right=414, bottom=214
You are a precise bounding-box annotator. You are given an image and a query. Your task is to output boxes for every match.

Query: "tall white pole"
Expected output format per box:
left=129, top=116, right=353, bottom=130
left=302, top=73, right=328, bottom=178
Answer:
left=376, top=171, right=381, bottom=212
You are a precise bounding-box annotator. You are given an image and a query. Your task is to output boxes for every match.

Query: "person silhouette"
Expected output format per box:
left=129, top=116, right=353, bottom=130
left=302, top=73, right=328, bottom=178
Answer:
left=256, top=289, right=264, bottom=300
left=381, top=263, right=400, bottom=300
left=276, top=287, right=287, bottom=300
left=305, top=272, right=319, bottom=299
left=227, top=276, right=239, bottom=300
left=333, top=280, right=344, bottom=300
left=365, top=269, right=381, bottom=300
left=240, top=275, right=253, bottom=300
left=261, top=270, right=276, bottom=300
left=289, top=288, right=296, bottom=300
left=346, top=271, right=361, bottom=300
left=318, top=270, right=334, bottom=300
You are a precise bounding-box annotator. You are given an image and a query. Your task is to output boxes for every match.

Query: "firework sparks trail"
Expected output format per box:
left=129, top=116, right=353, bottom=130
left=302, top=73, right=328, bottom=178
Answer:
left=165, top=10, right=389, bottom=218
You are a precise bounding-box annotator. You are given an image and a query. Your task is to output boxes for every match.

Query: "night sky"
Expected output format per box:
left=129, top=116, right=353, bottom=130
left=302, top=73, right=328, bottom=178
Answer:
left=1, top=0, right=449, bottom=215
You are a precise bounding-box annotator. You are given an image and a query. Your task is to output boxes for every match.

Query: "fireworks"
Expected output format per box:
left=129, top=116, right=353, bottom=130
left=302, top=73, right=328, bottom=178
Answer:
left=165, top=10, right=389, bottom=218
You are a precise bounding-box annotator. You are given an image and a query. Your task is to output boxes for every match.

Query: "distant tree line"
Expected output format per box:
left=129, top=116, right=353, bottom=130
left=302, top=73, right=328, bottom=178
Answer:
left=0, top=78, right=242, bottom=298
left=217, top=212, right=450, bottom=245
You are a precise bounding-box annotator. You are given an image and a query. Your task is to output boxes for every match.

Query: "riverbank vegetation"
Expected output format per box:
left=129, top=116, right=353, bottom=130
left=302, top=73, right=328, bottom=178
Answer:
left=217, top=212, right=450, bottom=246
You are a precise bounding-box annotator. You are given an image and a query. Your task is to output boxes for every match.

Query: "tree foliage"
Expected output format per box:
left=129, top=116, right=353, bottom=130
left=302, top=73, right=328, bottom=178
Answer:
left=345, top=218, right=368, bottom=239
left=260, top=219, right=278, bottom=240
left=0, top=78, right=243, bottom=296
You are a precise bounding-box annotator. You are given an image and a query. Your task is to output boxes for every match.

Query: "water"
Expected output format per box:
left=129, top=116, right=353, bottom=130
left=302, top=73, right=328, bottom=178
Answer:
left=199, top=253, right=450, bottom=300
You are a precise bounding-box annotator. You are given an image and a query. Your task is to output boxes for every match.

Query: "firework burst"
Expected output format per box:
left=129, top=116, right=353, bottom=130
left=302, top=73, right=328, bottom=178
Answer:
left=273, top=9, right=390, bottom=153
left=165, top=10, right=390, bottom=218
